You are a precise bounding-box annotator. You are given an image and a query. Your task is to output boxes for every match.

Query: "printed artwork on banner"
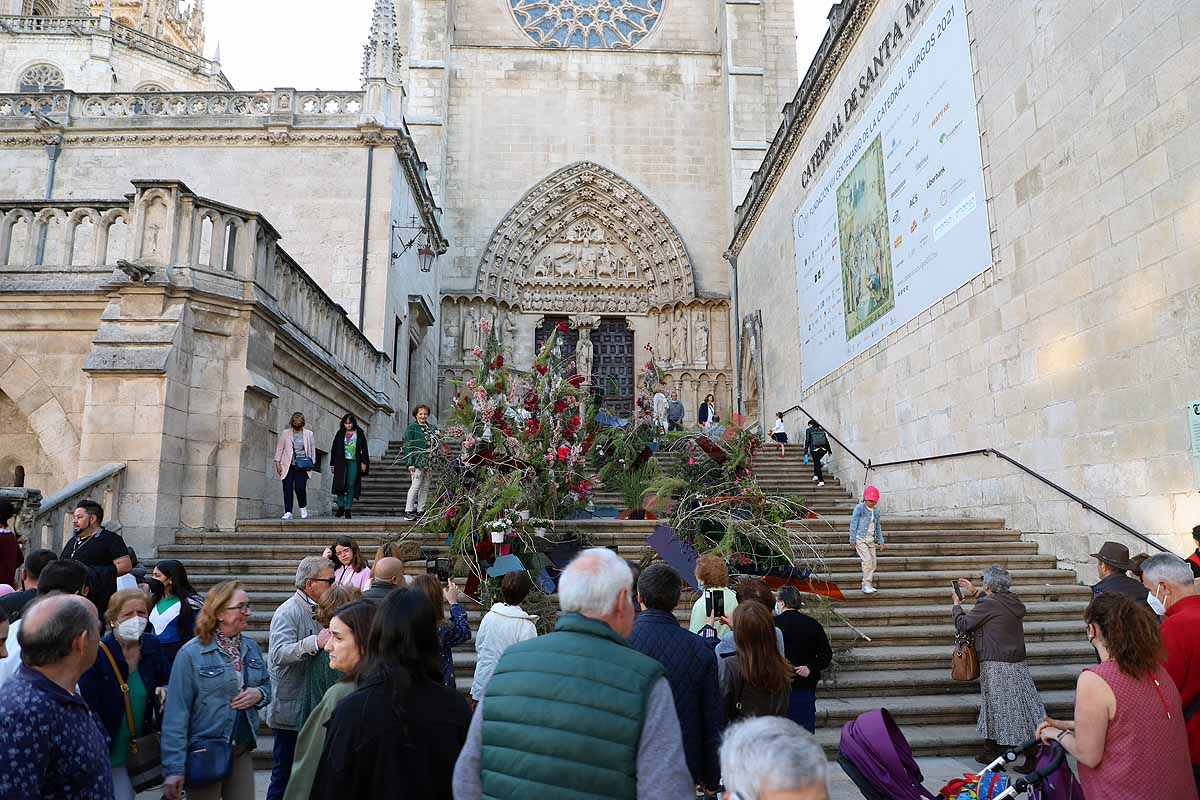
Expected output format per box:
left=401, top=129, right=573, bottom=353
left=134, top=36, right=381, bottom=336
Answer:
left=837, top=135, right=895, bottom=340
left=793, top=0, right=991, bottom=389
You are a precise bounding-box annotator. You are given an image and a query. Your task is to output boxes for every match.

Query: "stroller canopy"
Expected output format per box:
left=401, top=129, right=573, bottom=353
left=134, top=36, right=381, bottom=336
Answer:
left=838, top=708, right=939, bottom=800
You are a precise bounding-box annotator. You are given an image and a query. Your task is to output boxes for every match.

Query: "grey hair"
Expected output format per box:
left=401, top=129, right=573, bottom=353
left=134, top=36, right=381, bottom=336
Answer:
left=295, top=555, right=330, bottom=589
left=1142, top=553, right=1194, bottom=587
left=720, top=717, right=829, bottom=799
left=558, top=547, right=632, bottom=616
left=18, top=593, right=99, bottom=667
left=981, top=565, right=1012, bottom=593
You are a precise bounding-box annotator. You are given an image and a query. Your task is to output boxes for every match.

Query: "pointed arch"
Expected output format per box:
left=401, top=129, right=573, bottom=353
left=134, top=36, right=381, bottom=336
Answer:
left=476, top=161, right=696, bottom=315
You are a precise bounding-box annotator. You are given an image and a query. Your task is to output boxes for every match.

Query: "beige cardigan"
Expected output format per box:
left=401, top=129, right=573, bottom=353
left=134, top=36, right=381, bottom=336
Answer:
left=274, top=428, right=316, bottom=479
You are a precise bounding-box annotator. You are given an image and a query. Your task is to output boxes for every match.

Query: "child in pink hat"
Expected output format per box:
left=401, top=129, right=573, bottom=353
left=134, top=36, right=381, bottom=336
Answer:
left=850, top=486, right=885, bottom=593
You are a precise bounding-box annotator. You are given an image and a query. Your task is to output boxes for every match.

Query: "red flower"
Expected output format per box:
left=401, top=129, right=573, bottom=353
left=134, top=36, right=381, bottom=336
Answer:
left=567, top=374, right=585, bottom=387
left=534, top=364, right=548, bottom=375
left=526, top=419, right=540, bottom=434
left=444, top=506, right=457, bottom=519
left=557, top=321, right=568, bottom=332
left=645, top=360, right=654, bottom=370
left=557, top=445, right=571, bottom=460
left=569, top=415, right=581, bottom=427
left=491, top=355, right=505, bottom=368
left=554, top=399, right=567, bottom=413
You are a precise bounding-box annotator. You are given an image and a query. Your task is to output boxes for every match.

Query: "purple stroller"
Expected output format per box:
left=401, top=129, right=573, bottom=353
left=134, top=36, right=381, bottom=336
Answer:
left=838, top=709, right=1084, bottom=800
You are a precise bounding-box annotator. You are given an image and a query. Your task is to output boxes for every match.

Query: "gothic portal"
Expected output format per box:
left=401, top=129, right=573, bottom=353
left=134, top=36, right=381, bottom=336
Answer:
left=409, top=0, right=796, bottom=421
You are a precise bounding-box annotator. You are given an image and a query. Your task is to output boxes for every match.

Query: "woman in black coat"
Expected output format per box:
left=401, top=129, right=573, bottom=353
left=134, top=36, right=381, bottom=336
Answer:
left=310, top=588, right=471, bottom=799
left=330, top=412, right=370, bottom=518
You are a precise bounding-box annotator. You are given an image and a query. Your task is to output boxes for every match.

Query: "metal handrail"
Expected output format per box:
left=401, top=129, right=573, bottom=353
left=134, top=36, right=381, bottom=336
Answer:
left=780, top=403, right=869, bottom=468
left=780, top=403, right=1167, bottom=554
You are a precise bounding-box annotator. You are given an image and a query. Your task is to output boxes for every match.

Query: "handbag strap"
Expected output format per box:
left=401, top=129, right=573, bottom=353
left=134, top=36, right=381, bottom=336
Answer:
left=99, top=641, right=140, bottom=754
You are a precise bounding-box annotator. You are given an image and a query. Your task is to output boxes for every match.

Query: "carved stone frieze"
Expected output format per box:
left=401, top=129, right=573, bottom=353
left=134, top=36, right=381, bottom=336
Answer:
left=476, top=161, right=696, bottom=315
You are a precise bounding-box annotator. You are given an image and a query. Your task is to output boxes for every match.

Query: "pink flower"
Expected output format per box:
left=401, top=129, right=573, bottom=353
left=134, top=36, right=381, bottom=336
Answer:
left=479, top=318, right=492, bottom=333
left=463, top=435, right=476, bottom=448
left=471, top=347, right=483, bottom=358
left=687, top=457, right=696, bottom=465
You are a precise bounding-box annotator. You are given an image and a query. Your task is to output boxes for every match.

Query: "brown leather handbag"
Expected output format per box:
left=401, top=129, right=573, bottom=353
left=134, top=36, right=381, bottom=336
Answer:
left=951, top=633, right=980, bottom=681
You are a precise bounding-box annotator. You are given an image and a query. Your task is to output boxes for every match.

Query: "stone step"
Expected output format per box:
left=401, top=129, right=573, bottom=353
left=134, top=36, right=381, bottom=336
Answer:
left=185, top=565, right=1077, bottom=593
left=827, top=619, right=1083, bottom=648
left=168, top=553, right=1059, bottom=576
left=841, top=640, right=1097, bottom=670
left=814, top=689, right=1076, bottom=728
left=825, top=662, right=1086, bottom=697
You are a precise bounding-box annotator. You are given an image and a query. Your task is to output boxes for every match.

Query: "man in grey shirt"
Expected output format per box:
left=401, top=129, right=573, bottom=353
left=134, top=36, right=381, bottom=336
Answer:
left=452, top=548, right=694, bottom=799
left=667, top=390, right=685, bottom=431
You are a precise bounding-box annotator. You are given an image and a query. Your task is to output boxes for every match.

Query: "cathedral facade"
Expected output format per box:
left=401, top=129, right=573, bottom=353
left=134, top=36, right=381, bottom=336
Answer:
left=396, top=0, right=797, bottom=417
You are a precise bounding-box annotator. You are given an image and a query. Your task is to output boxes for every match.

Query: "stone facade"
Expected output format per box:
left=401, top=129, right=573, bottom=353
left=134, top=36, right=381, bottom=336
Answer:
left=730, top=0, right=1200, bottom=576
left=401, top=0, right=796, bottom=419
left=0, top=180, right=398, bottom=554
left=0, top=9, right=228, bottom=93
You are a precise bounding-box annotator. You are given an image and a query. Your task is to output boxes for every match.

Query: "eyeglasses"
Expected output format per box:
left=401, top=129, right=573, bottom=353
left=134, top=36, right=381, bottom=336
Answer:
left=228, top=603, right=252, bottom=614
left=310, top=577, right=336, bottom=585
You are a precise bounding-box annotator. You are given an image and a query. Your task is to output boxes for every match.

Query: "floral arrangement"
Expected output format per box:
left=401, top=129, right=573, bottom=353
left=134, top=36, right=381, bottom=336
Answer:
left=418, top=317, right=597, bottom=589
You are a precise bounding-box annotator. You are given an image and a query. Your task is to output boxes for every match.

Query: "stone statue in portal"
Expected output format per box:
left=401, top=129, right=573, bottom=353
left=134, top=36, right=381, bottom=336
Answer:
left=575, top=327, right=593, bottom=383
left=461, top=306, right=480, bottom=356
left=672, top=311, right=688, bottom=366
left=693, top=313, right=709, bottom=367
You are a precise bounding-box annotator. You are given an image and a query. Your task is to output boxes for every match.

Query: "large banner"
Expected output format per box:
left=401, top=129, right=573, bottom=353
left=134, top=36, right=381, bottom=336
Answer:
left=793, top=0, right=990, bottom=389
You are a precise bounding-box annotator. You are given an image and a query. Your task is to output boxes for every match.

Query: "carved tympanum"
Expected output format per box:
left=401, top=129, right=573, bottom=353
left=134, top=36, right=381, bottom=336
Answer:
left=476, top=162, right=695, bottom=315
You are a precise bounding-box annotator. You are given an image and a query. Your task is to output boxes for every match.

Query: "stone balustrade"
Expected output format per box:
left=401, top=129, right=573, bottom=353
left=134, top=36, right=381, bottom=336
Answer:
left=0, top=15, right=221, bottom=77
left=0, top=88, right=367, bottom=124
left=8, top=463, right=126, bottom=554
left=0, top=179, right=387, bottom=401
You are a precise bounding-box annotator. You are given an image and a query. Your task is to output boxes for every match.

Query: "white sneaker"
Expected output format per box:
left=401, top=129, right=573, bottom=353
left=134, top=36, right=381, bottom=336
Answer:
left=299, top=507, right=308, bottom=519
left=817, top=481, right=825, bottom=487
left=281, top=512, right=293, bottom=520
left=812, top=475, right=819, bottom=482
left=862, top=585, right=877, bottom=594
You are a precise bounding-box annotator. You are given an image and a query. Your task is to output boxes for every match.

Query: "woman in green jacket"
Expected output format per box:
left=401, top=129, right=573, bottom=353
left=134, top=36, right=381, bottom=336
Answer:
left=330, top=413, right=370, bottom=518
left=284, top=599, right=377, bottom=800
left=402, top=404, right=436, bottom=519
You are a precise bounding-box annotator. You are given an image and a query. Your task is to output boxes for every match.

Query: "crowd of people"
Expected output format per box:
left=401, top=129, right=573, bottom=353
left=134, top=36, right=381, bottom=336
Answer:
left=1, top=492, right=1199, bottom=799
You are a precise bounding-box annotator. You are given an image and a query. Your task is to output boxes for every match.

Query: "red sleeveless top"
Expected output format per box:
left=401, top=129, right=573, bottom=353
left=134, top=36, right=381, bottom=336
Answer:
left=1078, top=662, right=1198, bottom=800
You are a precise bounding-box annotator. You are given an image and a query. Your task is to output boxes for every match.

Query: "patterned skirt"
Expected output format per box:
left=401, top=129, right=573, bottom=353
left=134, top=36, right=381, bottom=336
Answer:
left=976, top=660, right=1046, bottom=744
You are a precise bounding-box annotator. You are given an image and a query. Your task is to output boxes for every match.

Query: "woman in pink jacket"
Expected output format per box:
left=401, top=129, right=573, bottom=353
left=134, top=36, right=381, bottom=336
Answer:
left=274, top=411, right=316, bottom=519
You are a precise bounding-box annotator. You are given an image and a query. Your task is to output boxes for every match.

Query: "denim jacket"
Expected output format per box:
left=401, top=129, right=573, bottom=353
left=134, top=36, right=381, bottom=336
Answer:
left=161, top=634, right=271, bottom=778
left=849, top=502, right=884, bottom=544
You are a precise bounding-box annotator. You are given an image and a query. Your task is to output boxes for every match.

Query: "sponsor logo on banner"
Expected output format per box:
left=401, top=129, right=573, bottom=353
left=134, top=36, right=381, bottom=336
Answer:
left=910, top=219, right=918, bottom=233
left=892, top=209, right=900, bottom=224
left=889, top=178, right=908, bottom=199
left=934, top=193, right=978, bottom=242
left=909, top=194, right=919, bottom=207
left=922, top=207, right=931, bottom=221
left=915, top=154, right=929, bottom=172
left=929, top=101, right=950, bottom=128
left=925, top=166, right=946, bottom=189
left=894, top=235, right=903, bottom=249
left=940, top=188, right=949, bottom=207
left=939, top=120, right=963, bottom=144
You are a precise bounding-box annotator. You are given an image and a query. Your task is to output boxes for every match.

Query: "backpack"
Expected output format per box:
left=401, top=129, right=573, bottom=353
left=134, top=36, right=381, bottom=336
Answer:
left=809, top=428, right=830, bottom=450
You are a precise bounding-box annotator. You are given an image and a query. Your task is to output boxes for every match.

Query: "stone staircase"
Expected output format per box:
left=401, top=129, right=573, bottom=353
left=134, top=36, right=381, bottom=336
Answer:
left=159, top=447, right=1093, bottom=767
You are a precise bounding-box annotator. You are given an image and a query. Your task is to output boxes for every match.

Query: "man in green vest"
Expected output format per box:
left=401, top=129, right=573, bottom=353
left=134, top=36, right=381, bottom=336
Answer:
left=452, top=547, right=694, bottom=799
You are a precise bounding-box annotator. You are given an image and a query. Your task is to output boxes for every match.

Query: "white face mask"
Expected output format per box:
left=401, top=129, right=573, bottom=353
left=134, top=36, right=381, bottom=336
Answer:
left=1147, top=588, right=1167, bottom=616
left=116, top=616, right=148, bottom=641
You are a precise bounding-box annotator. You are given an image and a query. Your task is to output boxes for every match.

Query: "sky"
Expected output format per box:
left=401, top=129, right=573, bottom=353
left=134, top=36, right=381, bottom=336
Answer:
left=204, top=0, right=833, bottom=93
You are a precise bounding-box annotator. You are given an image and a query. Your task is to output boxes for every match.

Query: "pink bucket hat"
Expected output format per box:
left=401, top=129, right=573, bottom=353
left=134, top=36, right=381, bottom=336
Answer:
left=863, top=485, right=880, bottom=502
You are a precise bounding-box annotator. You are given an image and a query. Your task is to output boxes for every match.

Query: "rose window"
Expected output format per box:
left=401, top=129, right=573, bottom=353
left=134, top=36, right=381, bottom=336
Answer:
left=509, top=0, right=664, bottom=49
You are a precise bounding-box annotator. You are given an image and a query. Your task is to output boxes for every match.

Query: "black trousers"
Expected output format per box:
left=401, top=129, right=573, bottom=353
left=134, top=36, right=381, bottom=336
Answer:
left=282, top=465, right=309, bottom=512
left=810, top=447, right=828, bottom=480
